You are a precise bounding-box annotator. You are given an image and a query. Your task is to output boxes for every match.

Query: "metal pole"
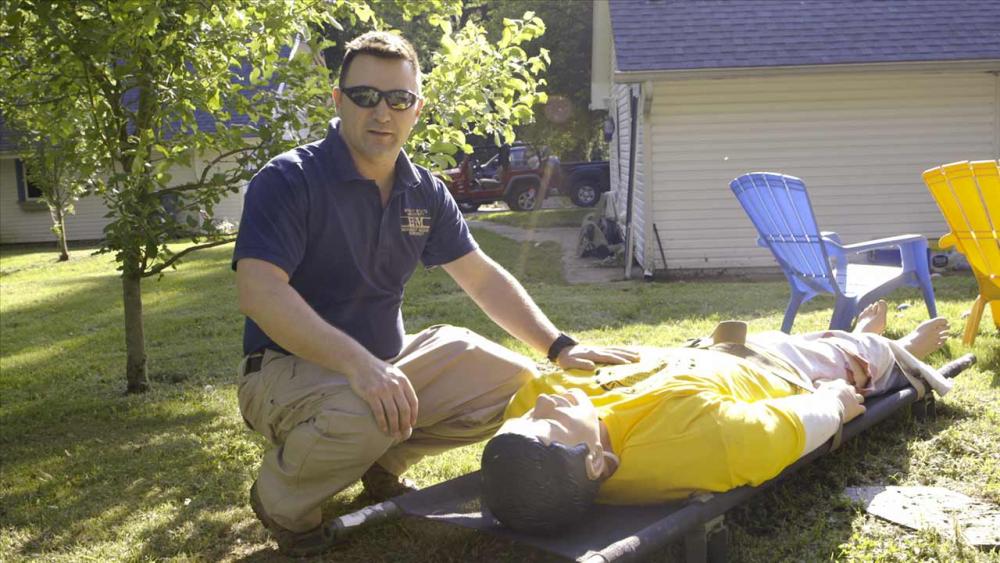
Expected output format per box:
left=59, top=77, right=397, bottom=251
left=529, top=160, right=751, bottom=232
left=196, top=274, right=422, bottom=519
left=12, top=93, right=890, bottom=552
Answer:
left=653, top=223, right=667, bottom=274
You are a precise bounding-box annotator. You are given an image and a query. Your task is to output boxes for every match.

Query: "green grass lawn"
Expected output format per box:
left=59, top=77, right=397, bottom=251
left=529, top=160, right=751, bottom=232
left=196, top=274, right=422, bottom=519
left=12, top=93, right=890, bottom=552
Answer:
left=1, top=236, right=997, bottom=562
left=473, top=206, right=592, bottom=229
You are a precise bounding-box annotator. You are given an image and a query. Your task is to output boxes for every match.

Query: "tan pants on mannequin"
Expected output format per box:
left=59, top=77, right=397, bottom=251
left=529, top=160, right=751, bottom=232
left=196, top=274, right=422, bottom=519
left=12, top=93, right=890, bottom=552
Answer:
left=237, top=324, right=536, bottom=532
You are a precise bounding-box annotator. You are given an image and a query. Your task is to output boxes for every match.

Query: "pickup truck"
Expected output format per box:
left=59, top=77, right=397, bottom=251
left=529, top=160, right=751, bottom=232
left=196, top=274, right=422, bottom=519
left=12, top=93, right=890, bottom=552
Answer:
left=442, top=143, right=610, bottom=212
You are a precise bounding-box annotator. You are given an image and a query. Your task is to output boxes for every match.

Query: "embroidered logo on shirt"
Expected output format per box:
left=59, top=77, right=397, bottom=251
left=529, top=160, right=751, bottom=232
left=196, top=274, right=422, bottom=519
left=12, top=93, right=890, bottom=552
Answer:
left=400, top=208, right=431, bottom=236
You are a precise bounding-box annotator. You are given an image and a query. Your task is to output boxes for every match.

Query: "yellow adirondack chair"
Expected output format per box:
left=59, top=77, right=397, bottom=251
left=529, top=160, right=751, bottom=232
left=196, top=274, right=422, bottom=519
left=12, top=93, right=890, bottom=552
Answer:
left=922, top=160, right=1000, bottom=344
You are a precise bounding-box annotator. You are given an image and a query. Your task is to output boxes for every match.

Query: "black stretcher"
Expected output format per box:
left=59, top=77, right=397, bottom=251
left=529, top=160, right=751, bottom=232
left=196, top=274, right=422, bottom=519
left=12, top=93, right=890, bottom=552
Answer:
left=326, top=354, right=975, bottom=563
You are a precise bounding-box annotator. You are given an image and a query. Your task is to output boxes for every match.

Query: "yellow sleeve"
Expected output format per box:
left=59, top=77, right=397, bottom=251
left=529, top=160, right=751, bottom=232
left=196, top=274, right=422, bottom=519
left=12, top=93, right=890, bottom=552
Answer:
left=714, top=395, right=807, bottom=487
left=597, top=387, right=807, bottom=504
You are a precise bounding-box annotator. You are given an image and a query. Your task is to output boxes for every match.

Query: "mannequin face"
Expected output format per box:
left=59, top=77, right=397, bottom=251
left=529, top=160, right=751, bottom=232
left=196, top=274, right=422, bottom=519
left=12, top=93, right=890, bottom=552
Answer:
left=496, top=388, right=611, bottom=480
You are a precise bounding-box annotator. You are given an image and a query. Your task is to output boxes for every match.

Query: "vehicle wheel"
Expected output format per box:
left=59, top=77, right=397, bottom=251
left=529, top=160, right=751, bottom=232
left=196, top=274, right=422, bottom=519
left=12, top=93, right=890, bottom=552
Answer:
left=506, top=184, right=538, bottom=212
left=571, top=182, right=600, bottom=207
left=458, top=202, right=481, bottom=213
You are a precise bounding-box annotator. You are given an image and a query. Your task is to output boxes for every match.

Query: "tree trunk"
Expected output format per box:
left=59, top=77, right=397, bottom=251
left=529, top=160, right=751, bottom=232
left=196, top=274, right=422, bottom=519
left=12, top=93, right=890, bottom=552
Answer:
left=54, top=206, right=70, bottom=261
left=123, top=274, right=150, bottom=393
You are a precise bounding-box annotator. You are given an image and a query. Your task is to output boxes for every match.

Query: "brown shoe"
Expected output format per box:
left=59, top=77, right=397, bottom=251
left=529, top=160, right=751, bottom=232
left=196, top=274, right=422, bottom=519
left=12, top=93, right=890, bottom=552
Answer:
left=249, top=480, right=337, bottom=557
left=361, top=464, right=419, bottom=501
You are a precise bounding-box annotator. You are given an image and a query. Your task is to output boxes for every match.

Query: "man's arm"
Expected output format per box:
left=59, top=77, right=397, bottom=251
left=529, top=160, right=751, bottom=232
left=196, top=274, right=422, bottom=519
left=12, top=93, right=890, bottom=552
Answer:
left=441, top=249, right=638, bottom=370
left=236, top=258, right=418, bottom=439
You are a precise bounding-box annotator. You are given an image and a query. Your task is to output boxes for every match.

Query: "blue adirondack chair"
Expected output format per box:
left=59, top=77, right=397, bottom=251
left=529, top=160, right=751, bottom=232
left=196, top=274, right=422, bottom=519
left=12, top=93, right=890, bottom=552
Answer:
left=730, top=172, right=937, bottom=333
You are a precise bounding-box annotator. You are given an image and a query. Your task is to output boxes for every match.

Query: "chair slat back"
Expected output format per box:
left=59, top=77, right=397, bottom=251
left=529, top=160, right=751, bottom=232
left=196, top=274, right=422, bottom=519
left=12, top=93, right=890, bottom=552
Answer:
left=731, top=172, right=834, bottom=284
left=923, top=160, right=1000, bottom=279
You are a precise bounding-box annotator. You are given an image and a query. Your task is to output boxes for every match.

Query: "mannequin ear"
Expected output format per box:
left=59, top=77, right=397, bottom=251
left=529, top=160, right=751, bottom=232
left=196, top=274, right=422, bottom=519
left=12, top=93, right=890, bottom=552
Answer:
left=600, top=451, right=620, bottom=481
left=584, top=444, right=606, bottom=481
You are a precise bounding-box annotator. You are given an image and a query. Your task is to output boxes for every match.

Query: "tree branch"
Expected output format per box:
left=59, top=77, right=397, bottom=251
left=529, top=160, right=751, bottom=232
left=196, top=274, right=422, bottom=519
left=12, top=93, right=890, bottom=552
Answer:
left=154, top=141, right=260, bottom=196
left=142, top=237, right=236, bottom=277
left=7, top=93, right=78, bottom=107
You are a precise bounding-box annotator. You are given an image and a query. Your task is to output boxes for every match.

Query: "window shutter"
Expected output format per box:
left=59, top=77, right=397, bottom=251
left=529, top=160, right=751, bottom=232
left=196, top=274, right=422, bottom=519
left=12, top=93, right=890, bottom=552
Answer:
left=14, top=158, right=26, bottom=202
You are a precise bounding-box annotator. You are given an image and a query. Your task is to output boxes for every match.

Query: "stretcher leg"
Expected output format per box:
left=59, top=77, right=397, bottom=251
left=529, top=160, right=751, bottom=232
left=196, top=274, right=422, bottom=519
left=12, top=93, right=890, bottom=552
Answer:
left=911, top=395, right=936, bottom=422
left=683, top=515, right=727, bottom=563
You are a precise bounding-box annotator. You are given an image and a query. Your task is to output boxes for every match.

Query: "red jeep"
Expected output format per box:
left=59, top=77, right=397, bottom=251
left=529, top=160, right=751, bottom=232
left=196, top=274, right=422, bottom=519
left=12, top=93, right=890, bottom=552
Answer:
left=442, top=143, right=612, bottom=212
left=442, top=144, right=560, bottom=212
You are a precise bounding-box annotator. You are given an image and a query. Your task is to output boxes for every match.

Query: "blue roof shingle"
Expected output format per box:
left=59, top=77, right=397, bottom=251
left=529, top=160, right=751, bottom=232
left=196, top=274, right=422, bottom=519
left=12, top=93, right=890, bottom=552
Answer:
left=610, top=0, right=1000, bottom=72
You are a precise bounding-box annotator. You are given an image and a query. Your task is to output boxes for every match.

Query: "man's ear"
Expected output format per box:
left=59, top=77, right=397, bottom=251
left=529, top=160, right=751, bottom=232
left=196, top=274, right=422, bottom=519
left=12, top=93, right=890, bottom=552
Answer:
left=332, top=87, right=342, bottom=114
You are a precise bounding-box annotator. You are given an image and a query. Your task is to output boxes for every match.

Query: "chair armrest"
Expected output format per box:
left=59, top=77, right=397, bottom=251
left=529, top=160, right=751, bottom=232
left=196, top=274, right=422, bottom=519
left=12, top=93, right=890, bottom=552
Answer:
left=821, top=236, right=849, bottom=290
left=938, top=233, right=957, bottom=250
left=840, top=234, right=926, bottom=254
left=821, top=231, right=842, bottom=244
left=820, top=235, right=846, bottom=255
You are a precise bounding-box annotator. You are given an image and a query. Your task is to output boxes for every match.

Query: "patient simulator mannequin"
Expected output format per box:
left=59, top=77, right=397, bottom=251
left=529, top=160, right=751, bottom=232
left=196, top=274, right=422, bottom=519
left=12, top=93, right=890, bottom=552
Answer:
left=481, top=302, right=952, bottom=533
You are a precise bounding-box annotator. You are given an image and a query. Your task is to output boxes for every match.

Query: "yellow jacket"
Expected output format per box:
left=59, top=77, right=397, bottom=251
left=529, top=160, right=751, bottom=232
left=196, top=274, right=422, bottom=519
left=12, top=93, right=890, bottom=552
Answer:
left=505, top=348, right=807, bottom=504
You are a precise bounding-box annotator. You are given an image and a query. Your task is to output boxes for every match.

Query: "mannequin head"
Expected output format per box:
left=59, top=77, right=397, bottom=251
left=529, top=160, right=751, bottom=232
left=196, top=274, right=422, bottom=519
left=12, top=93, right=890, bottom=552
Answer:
left=480, top=389, right=617, bottom=533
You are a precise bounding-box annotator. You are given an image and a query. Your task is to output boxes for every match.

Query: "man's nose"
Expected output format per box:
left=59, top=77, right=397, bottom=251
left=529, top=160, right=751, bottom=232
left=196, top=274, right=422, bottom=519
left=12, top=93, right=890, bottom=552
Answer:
left=371, top=98, right=392, bottom=120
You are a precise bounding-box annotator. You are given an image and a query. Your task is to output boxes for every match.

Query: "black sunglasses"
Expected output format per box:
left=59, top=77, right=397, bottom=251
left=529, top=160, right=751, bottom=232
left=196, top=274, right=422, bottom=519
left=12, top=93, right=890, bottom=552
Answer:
left=341, top=85, right=420, bottom=110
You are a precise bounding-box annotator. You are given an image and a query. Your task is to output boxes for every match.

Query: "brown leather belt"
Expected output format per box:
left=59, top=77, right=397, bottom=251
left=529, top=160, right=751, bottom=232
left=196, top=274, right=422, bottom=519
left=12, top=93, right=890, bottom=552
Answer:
left=243, top=351, right=265, bottom=376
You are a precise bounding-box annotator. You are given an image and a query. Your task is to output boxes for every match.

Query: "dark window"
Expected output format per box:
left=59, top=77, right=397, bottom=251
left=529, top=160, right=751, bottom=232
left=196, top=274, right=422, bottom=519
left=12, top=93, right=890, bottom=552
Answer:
left=14, top=159, right=43, bottom=201
left=26, top=176, right=42, bottom=199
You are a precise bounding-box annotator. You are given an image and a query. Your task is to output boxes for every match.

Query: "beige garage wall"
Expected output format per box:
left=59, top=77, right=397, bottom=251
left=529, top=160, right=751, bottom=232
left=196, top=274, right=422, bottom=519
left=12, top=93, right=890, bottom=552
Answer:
left=646, top=71, right=999, bottom=271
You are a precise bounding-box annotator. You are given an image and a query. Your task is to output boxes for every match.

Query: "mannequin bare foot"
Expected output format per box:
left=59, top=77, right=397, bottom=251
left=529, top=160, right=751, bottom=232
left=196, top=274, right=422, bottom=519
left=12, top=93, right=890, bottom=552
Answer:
left=854, top=300, right=888, bottom=334
left=897, top=317, right=950, bottom=359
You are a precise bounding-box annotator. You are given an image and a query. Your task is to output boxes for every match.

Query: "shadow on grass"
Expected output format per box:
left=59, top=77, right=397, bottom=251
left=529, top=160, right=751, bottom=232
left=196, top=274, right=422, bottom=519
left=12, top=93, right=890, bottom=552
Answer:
left=727, top=394, right=979, bottom=562
left=3, top=401, right=257, bottom=560
left=2, top=245, right=244, bottom=395
left=234, top=520, right=562, bottom=563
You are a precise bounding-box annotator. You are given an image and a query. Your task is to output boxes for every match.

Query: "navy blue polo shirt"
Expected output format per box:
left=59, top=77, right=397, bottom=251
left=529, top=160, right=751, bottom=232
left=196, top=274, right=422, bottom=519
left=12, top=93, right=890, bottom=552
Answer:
left=232, top=119, right=478, bottom=359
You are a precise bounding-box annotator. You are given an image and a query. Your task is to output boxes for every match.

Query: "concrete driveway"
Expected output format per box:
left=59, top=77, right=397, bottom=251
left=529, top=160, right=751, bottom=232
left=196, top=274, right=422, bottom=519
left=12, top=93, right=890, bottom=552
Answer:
left=466, top=219, right=625, bottom=285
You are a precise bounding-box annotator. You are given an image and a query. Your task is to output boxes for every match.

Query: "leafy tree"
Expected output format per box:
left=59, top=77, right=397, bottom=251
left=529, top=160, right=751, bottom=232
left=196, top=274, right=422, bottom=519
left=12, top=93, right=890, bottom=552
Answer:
left=473, top=0, right=602, bottom=161
left=5, top=111, right=95, bottom=261
left=408, top=12, right=549, bottom=170
left=381, top=0, right=600, bottom=160
left=0, top=0, right=547, bottom=393
left=1, top=0, right=342, bottom=392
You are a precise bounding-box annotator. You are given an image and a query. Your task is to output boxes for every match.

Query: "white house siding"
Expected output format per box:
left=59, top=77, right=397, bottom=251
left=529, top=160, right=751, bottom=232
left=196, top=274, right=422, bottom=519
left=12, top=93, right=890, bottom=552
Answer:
left=609, top=82, right=650, bottom=271
left=0, top=152, right=246, bottom=244
left=646, top=71, right=1000, bottom=271
left=0, top=156, right=112, bottom=242
left=609, top=83, right=631, bottom=222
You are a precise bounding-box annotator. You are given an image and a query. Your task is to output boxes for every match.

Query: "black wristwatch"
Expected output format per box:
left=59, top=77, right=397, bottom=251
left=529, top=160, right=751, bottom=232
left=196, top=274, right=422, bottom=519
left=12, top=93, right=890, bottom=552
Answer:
left=547, top=333, right=579, bottom=362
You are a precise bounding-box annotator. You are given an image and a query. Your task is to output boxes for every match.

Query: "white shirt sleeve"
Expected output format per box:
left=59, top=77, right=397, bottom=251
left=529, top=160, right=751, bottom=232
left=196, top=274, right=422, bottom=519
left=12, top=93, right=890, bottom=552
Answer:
left=776, top=393, right=844, bottom=456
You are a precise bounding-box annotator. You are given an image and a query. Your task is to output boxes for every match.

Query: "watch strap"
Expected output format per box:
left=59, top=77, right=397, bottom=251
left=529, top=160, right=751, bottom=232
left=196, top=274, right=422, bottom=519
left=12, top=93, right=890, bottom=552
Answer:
left=547, top=333, right=578, bottom=362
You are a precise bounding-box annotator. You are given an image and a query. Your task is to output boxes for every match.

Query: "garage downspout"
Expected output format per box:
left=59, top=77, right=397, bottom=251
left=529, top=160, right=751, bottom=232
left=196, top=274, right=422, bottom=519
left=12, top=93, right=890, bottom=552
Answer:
left=623, top=88, right=639, bottom=279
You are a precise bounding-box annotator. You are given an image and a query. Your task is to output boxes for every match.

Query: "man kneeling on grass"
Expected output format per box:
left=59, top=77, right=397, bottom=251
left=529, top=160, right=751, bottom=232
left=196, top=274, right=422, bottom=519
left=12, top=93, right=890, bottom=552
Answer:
left=481, top=302, right=954, bottom=533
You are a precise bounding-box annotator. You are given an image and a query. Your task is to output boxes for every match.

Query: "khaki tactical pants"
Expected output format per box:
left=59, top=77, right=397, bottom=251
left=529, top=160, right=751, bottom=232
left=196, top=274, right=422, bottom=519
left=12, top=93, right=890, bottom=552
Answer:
left=237, top=324, right=536, bottom=532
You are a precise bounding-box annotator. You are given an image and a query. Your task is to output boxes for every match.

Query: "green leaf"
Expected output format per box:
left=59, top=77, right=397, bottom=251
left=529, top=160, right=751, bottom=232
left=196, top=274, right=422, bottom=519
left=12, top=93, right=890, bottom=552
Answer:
left=440, top=33, right=458, bottom=54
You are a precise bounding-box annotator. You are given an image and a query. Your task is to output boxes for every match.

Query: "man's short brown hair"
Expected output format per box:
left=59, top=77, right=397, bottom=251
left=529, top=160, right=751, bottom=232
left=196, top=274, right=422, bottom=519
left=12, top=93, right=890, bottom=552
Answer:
left=339, top=31, right=421, bottom=89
